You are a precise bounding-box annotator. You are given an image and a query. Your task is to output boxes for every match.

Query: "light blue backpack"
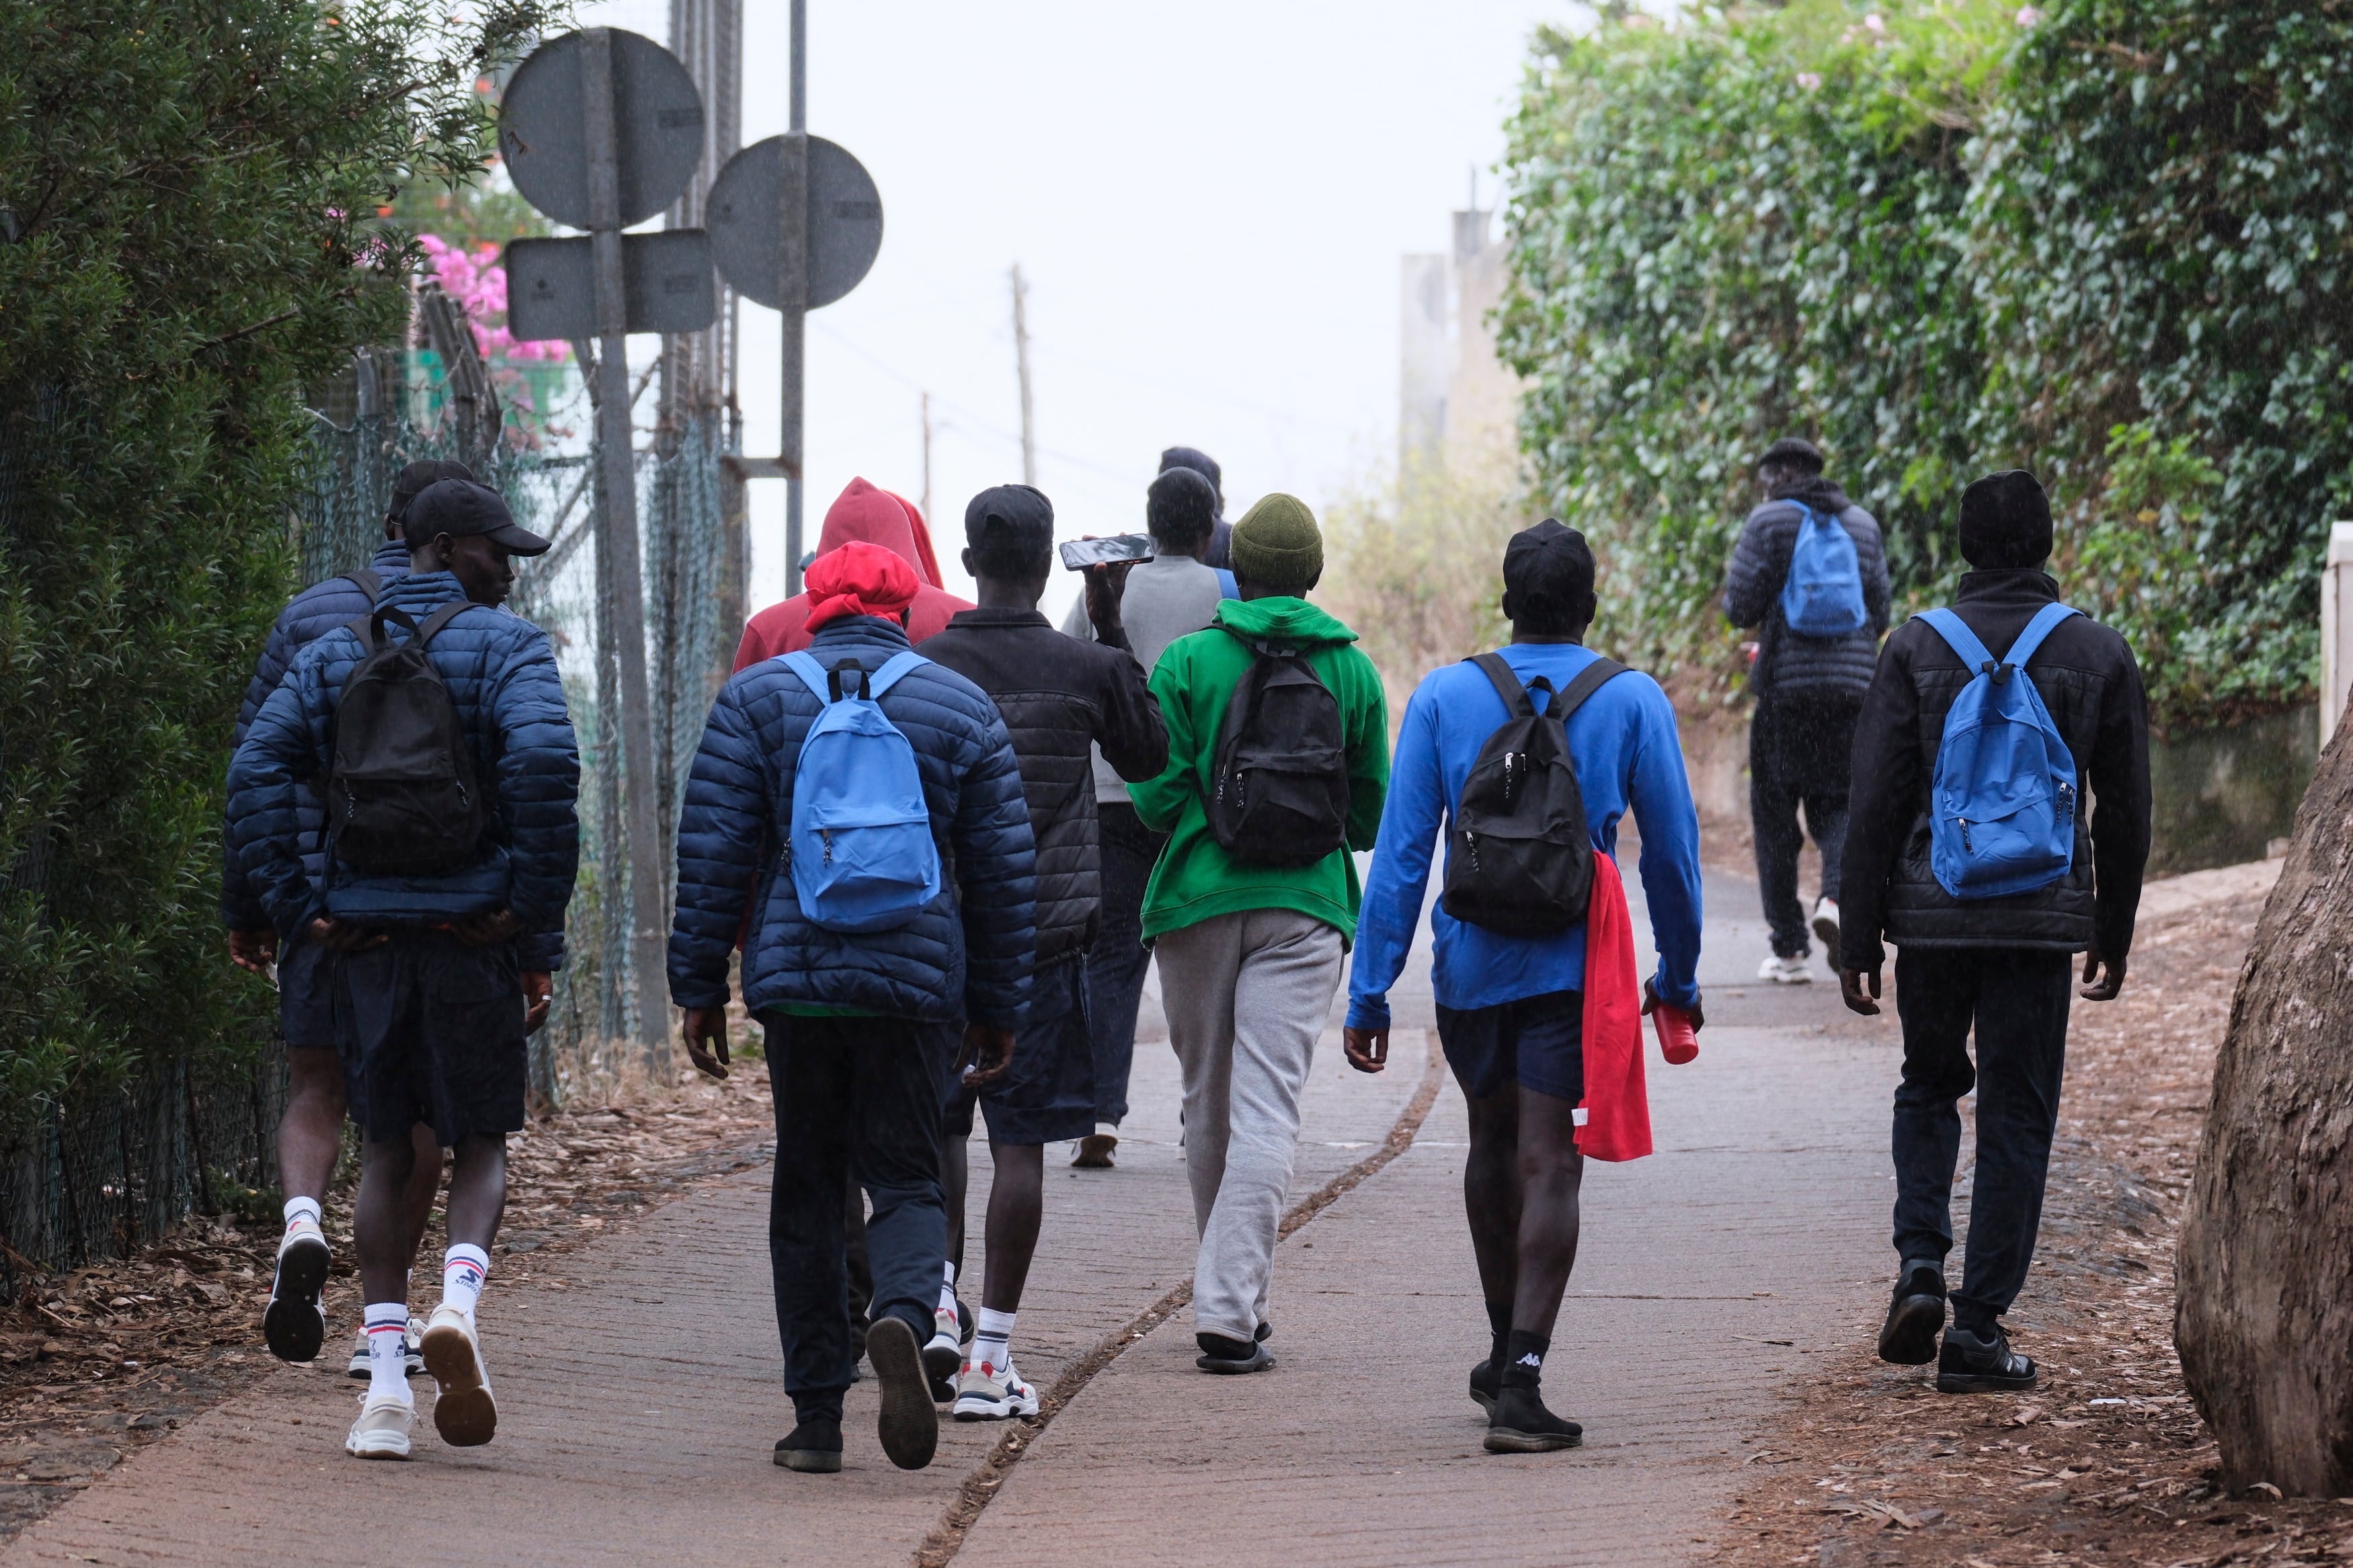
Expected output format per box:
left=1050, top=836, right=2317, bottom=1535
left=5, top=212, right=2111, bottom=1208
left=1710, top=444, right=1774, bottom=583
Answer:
left=1779, top=506, right=1868, bottom=637
left=1915, top=602, right=2083, bottom=899
left=779, top=649, right=943, bottom=932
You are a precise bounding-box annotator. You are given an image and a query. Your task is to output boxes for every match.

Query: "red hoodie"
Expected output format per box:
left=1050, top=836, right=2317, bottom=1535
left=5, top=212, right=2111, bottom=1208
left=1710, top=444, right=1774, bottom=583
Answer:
left=731, top=477, right=973, bottom=670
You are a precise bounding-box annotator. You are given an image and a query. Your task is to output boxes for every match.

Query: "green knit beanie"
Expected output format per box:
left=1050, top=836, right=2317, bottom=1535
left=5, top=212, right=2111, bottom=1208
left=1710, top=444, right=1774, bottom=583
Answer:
left=1228, top=492, right=1324, bottom=595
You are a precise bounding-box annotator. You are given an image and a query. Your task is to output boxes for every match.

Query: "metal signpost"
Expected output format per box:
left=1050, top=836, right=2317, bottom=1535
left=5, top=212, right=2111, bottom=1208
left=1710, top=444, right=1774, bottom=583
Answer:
left=501, top=28, right=715, bottom=1068
left=703, top=0, right=883, bottom=595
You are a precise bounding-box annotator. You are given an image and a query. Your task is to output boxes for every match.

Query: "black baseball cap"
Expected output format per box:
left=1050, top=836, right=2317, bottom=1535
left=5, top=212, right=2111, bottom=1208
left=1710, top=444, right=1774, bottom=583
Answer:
left=389, top=459, right=475, bottom=522
left=402, top=479, right=551, bottom=555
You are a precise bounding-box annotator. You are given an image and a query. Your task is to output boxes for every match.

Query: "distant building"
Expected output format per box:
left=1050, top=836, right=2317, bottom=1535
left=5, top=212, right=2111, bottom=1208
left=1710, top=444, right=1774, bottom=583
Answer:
left=1399, top=203, right=1526, bottom=483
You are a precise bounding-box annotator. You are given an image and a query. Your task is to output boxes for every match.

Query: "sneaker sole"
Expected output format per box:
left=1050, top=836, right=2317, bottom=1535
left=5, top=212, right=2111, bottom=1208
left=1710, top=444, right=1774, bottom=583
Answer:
left=953, top=1398, right=1024, bottom=1421
left=866, top=1317, right=939, bottom=1471
left=1194, top=1346, right=1274, bottom=1375
left=1878, top=1293, right=1946, bottom=1366
left=1812, top=915, right=1840, bottom=950
left=1936, top=1368, right=2038, bottom=1395
left=420, top=1322, right=497, bottom=1447
left=1484, top=1426, right=1583, bottom=1453
left=346, top=1438, right=412, bottom=1460
left=774, top=1447, right=843, bottom=1473
left=1470, top=1387, right=1497, bottom=1415
left=922, top=1333, right=963, bottom=1386
left=1072, top=1134, right=1116, bottom=1169
left=264, top=1235, right=331, bottom=1363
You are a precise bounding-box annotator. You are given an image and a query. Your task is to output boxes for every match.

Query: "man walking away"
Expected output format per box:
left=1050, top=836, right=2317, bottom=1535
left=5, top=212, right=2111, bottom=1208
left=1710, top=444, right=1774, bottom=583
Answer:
left=670, top=541, right=1036, bottom=1475
left=1059, top=464, right=1227, bottom=1166
left=1840, top=470, right=2149, bottom=1395
left=1723, top=437, right=1889, bottom=983
left=1130, top=494, right=1388, bottom=1374
left=1344, top=520, right=1705, bottom=1452
left=229, top=460, right=467, bottom=1378
left=1158, top=445, right=1238, bottom=581
left=229, top=481, right=579, bottom=1461
left=922, top=485, right=1167, bottom=1419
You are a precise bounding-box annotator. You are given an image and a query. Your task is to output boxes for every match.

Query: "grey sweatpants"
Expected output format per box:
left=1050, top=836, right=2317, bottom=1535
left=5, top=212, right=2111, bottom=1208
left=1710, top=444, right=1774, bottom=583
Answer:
left=1155, top=907, right=1345, bottom=1343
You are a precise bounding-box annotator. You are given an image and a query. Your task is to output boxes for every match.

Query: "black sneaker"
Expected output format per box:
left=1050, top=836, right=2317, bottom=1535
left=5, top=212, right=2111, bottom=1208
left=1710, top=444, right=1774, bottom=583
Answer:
left=865, top=1317, right=940, bottom=1470
left=1469, top=1358, right=1499, bottom=1414
left=774, top=1415, right=843, bottom=1474
left=1195, top=1332, right=1273, bottom=1374
left=1254, top=1320, right=1272, bottom=1344
left=1484, top=1385, right=1583, bottom=1452
left=1937, top=1324, right=2037, bottom=1394
left=1877, top=1262, right=1947, bottom=1366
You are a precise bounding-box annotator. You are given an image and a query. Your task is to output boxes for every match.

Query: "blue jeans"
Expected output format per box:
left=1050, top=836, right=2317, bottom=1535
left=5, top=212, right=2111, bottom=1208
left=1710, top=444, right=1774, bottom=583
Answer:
left=1890, top=947, right=2072, bottom=1333
left=763, top=1012, right=955, bottom=1424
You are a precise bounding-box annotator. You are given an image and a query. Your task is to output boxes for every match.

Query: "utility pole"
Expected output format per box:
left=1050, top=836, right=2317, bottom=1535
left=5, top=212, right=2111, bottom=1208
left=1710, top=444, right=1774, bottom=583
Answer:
left=781, top=0, right=809, bottom=594
left=1010, top=263, right=1036, bottom=487
left=920, top=390, right=933, bottom=525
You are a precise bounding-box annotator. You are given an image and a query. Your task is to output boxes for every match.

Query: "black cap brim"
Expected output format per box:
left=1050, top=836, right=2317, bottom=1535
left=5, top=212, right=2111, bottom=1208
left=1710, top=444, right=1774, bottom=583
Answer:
left=486, top=522, right=553, bottom=556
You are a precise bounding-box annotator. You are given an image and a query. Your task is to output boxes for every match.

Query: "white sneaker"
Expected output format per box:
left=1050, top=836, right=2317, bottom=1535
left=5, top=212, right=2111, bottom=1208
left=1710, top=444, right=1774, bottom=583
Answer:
left=419, top=1305, right=497, bottom=1447
left=1811, top=897, right=1841, bottom=953
left=952, top=1354, right=1040, bottom=1420
left=346, top=1319, right=426, bottom=1380
left=264, top=1215, right=330, bottom=1364
left=1758, top=953, right=1813, bottom=985
left=924, top=1302, right=965, bottom=1387
left=344, top=1391, right=415, bottom=1459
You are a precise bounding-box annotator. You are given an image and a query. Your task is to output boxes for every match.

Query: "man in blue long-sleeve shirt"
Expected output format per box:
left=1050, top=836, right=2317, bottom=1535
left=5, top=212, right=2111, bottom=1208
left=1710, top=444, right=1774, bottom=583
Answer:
left=1343, top=520, right=1704, bottom=1453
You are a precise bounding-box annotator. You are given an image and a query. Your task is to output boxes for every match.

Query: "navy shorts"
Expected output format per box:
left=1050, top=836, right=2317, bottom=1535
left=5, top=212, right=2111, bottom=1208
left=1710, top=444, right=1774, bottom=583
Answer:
left=276, top=933, right=339, bottom=1050
left=1435, top=989, right=1585, bottom=1104
left=333, top=931, right=526, bottom=1145
left=944, top=956, right=1096, bottom=1146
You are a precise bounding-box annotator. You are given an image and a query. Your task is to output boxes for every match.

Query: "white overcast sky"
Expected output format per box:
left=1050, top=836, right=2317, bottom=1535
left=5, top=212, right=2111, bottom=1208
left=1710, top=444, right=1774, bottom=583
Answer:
left=570, top=0, right=1593, bottom=616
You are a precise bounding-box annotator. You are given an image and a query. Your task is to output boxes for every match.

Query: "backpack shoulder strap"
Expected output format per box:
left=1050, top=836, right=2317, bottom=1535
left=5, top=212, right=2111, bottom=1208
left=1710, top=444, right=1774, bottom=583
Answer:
left=1466, top=652, right=1536, bottom=718
left=864, top=650, right=929, bottom=700
left=2003, top=602, right=2083, bottom=671
left=1915, top=608, right=1997, bottom=673
left=344, top=602, right=420, bottom=651
left=342, top=567, right=382, bottom=601
left=780, top=649, right=834, bottom=706
left=1548, top=655, right=1630, bottom=726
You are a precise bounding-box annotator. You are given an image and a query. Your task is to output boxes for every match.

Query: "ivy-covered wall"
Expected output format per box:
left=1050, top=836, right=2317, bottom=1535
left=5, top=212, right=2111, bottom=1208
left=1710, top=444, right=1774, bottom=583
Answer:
left=1498, top=0, right=2353, bottom=727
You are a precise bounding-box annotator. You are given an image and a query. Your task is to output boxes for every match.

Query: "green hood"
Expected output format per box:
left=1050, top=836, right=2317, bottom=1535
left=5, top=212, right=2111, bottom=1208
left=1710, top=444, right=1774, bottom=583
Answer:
left=1211, top=595, right=1360, bottom=647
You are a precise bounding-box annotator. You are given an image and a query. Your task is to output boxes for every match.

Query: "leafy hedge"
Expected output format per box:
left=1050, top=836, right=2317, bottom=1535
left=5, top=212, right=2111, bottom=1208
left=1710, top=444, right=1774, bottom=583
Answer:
left=0, top=2, right=543, bottom=1128
left=1497, top=0, right=2353, bottom=725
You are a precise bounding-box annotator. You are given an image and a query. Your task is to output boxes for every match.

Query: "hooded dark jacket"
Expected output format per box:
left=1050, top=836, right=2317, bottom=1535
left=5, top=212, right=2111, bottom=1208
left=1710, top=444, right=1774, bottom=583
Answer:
left=918, top=607, right=1167, bottom=969
left=221, top=540, right=409, bottom=931
left=1839, top=568, right=2151, bottom=971
left=1723, top=477, right=1891, bottom=696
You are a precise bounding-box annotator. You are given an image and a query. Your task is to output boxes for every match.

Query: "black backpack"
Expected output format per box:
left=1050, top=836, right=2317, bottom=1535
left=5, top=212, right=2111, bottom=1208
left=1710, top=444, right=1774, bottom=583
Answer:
left=1207, top=630, right=1351, bottom=866
left=325, top=602, right=487, bottom=876
left=1439, top=652, right=1628, bottom=937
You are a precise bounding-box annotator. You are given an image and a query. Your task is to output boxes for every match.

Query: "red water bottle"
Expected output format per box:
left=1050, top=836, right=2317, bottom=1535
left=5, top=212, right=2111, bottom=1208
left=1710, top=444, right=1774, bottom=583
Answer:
left=1652, top=1003, right=1699, bottom=1065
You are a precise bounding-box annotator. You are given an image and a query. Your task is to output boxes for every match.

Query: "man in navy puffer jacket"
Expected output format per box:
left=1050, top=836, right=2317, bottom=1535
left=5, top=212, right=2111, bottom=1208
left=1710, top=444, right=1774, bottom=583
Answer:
left=225, top=458, right=468, bottom=1382
left=670, top=540, right=1036, bottom=1476
left=230, top=480, right=579, bottom=1460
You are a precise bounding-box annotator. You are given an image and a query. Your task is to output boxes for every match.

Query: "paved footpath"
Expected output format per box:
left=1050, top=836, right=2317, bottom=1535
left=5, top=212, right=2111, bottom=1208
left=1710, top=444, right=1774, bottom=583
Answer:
left=3, top=867, right=1895, bottom=1567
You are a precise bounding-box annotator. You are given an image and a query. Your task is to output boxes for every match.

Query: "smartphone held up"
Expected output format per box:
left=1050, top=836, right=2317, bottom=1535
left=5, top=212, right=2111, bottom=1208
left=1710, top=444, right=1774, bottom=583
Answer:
left=1058, top=534, right=1153, bottom=571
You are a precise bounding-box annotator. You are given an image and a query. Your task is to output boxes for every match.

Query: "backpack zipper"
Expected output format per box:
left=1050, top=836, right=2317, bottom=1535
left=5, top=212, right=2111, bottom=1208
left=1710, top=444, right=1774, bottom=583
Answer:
left=2056, top=781, right=2077, bottom=823
left=1959, top=819, right=1974, bottom=854
left=821, top=829, right=834, bottom=866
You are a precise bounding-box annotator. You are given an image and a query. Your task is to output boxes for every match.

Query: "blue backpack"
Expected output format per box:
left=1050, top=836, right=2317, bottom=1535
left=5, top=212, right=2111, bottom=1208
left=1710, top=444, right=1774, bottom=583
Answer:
left=779, top=650, right=943, bottom=932
left=1915, top=602, right=2083, bottom=899
left=1779, top=506, right=1868, bottom=637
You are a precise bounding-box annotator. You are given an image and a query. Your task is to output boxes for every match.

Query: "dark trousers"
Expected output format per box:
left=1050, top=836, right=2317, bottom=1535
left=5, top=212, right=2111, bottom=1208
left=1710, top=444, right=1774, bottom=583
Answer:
left=1890, top=948, right=2072, bottom=1333
left=1083, top=801, right=1166, bottom=1127
left=1751, top=690, right=1860, bottom=958
left=764, top=1012, right=953, bottom=1423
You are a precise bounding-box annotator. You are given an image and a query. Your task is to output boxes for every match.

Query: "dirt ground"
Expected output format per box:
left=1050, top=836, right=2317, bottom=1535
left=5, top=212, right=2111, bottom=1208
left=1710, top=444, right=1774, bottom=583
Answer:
left=0, top=1064, right=775, bottom=1544
left=1706, top=875, right=2353, bottom=1568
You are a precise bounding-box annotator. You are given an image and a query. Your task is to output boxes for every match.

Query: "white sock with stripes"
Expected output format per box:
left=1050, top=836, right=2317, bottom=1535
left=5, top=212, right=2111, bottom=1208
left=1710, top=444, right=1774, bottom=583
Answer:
left=441, top=1244, right=490, bottom=1323
left=973, top=1307, right=1016, bottom=1377
left=364, top=1303, right=410, bottom=1401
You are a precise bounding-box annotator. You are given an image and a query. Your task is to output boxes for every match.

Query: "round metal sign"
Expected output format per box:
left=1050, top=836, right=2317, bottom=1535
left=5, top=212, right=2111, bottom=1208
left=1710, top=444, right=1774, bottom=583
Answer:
left=499, top=30, right=705, bottom=231
left=707, top=135, right=884, bottom=311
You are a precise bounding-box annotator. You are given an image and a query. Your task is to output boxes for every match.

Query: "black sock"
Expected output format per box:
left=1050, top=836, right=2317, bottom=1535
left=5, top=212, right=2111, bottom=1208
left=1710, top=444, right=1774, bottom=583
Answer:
left=1484, top=1301, right=1512, bottom=1368
left=1501, top=1329, right=1549, bottom=1390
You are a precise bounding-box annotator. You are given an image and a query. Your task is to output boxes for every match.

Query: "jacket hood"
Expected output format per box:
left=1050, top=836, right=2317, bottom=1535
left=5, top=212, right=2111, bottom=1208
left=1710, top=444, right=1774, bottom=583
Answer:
left=1212, top=595, right=1358, bottom=646
left=887, top=490, right=948, bottom=589
left=1767, top=474, right=1853, bottom=514
left=817, top=477, right=924, bottom=570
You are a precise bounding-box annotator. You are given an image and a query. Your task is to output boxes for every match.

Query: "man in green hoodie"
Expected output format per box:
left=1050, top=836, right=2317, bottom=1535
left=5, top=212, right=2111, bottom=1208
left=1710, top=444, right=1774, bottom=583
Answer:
left=1131, top=493, right=1389, bottom=1374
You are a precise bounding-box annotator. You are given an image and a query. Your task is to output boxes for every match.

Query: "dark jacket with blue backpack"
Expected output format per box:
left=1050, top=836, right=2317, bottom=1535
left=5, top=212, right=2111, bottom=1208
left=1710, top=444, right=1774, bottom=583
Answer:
left=1839, top=568, right=2151, bottom=972
left=221, top=540, right=410, bottom=932
left=1723, top=480, right=1891, bottom=696
left=227, top=571, right=582, bottom=973
left=666, top=615, right=1039, bottom=1030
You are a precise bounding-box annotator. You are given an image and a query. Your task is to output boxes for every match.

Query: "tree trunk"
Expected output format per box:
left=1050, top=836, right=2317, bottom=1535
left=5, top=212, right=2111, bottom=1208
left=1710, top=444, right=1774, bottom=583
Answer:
left=2176, top=725, right=2353, bottom=1495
